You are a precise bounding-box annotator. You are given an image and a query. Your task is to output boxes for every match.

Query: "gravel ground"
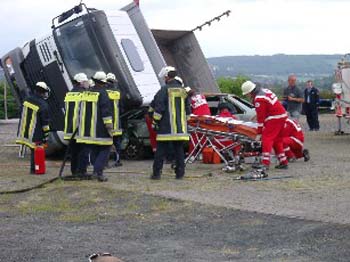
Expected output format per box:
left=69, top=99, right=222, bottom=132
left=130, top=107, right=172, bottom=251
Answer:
left=1, top=114, right=350, bottom=261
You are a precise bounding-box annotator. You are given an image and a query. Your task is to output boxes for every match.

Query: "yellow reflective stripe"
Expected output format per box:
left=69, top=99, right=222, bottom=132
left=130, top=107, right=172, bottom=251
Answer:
left=90, top=102, right=96, bottom=138
left=28, top=110, right=37, bottom=141
left=23, top=101, right=39, bottom=112
left=76, top=138, right=113, bottom=145
left=113, top=100, right=119, bottom=131
left=156, top=135, right=189, bottom=141
left=20, top=106, right=28, bottom=139
left=107, top=90, right=120, bottom=100
left=42, top=125, right=50, bottom=132
left=171, top=94, right=177, bottom=134
left=15, top=139, right=35, bottom=148
left=153, top=112, right=162, bottom=120
left=73, top=101, right=79, bottom=130
left=103, top=116, right=112, bottom=124
left=83, top=91, right=99, bottom=102
left=64, top=101, right=69, bottom=134
left=80, top=101, right=86, bottom=138
left=112, top=131, right=122, bottom=136
left=64, top=92, right=82, bottom=102
left=181, top=97, right=186, bottom=132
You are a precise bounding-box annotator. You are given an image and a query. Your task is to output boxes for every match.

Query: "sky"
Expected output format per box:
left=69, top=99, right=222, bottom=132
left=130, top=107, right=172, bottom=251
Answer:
left=1, top=0, right=350, bottom=58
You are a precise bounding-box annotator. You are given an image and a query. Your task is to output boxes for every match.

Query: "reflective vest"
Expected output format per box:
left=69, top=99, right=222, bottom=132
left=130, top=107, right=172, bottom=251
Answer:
left=106, top=89, right=122, bottom=136
left=16, top=96, right=50, bottom=148
left=75, top=90, right=113, bottom=145
left=63, top=90, right=82, bottom=140
left=153, top=84, right=190, bottom=141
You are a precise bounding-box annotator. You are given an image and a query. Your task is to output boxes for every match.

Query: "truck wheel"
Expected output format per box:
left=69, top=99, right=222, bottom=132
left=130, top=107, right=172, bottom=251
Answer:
left=125, top=138, right=144, bottom=160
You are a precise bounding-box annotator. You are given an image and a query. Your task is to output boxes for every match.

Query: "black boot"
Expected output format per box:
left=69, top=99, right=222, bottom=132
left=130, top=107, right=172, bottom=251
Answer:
left=94, top=171, right=108, bottom=182
left=303, top=149, right=310, bottom=162
left=150, top=171, right=161, bottom=180
left=275, top=163, right=288, bottom=169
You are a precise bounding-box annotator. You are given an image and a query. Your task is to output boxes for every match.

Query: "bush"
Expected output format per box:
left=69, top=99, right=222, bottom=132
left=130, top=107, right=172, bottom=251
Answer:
left=217, top=75, right=249, bottom=97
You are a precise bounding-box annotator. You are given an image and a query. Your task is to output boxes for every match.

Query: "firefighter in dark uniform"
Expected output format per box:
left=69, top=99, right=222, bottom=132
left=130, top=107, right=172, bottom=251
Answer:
left=106, top=73, right=123, bottom=167
left=76, top=71, right=113, bottom=182
left=16, top=82, right=50, bottom=174
left=63, top=73, right=89, bottom=176
left=151, top=66, right=191, bottom=180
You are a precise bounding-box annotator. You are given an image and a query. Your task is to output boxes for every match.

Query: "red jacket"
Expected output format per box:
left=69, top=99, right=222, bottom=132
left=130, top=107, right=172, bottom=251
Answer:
left=281, top=118, right=304, bottom=145
left=190, top=94, right=211, bottom=115
left=253, top=88, right=287, bottom=134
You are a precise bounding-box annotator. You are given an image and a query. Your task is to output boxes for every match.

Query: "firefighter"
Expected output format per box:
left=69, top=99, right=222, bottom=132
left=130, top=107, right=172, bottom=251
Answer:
left=241, top=81, right=288, bottom=177
left=16, top=82, right=50, bottom=174
left=277, top=118, right=310, bottom=162
left=76, top=71, right=113, bottom=182
left=151, top=66, right=191, bottom=180
left=63, top=73, right=90, bottom=176
left=106, top=73, right=123, bottom=167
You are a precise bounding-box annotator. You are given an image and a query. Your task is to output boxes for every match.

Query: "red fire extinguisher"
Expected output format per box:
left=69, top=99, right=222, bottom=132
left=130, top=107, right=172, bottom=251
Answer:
left=34, top=145, right=46, bottom=175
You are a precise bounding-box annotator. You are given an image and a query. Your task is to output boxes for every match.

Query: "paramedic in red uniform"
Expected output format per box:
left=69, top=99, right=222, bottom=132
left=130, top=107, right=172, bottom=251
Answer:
left=185, top=87, right=211, bottom=155
left=185, top=87, right=211, bottom=115
left=241, top=81, right=289, bottom=174
left=278, top=118, right=310, bottom=162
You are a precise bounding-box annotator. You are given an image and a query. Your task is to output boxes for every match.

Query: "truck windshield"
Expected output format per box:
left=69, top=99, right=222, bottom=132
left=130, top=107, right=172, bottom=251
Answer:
left=54, top=18, right=103, bottom=78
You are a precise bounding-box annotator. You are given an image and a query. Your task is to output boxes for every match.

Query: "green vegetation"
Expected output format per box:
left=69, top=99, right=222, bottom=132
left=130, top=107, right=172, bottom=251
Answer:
left=208, top=54, right=340, bottom=77
left=0, top=81, right=19, bottom=119
left=217, top=75, right=249, bottom=97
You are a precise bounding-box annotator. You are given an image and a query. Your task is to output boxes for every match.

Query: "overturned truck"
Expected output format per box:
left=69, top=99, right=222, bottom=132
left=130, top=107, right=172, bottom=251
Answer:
left=1, top=2, right=219, bottom=156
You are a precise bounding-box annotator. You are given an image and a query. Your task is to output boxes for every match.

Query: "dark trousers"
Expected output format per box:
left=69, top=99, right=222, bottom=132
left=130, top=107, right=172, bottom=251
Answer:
left=153, top=141, right=185, bottom=177
left=90, top=145, right=111, bottom=174
left=304, top=104, right=319, bottom=130
left=113, top=136, right=122, bottom=162
left=79, top=144, right=92, bottom=174
left=70, top=140, right=81, bottom=175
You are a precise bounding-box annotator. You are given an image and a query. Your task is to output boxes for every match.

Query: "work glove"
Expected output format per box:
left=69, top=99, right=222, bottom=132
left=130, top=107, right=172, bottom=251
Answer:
left=152, top=119, right=159, bottom=131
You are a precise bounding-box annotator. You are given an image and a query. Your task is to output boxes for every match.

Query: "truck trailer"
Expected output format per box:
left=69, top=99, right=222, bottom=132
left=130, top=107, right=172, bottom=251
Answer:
left=1, top=2, right=219, bottom=155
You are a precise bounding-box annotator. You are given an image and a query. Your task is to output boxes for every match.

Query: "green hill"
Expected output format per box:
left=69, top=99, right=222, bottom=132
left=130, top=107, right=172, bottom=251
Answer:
left=207, top=54, right=341, bottom=79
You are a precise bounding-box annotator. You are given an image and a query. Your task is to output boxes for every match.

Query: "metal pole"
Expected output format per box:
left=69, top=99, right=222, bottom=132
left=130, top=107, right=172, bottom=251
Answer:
left=3, top=81, right=8, bottom=120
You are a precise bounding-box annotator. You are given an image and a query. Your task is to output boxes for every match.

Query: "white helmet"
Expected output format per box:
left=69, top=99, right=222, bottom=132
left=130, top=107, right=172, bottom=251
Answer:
left=36, top=81, right=50, bottom=91
left=92, top=71, right=107, bottom=83
left=184, top=87, right=192, bottom=93
left=158, top=66, right=176, bottom=79
left=241, top=81, right=256, bottom=95
left=88, top=79, right=95, bottom=88
left=73, top=73, right=88, bottom=83
left=174, top=76, right=184, bottom=87
left=332, top=83, right=343, bottom=95
left=106, top=73, right=116, bottom=82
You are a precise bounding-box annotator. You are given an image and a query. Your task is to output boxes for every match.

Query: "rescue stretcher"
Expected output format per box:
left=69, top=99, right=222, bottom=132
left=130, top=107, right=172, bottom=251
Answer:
left=186, top=115, right=261, bottom=171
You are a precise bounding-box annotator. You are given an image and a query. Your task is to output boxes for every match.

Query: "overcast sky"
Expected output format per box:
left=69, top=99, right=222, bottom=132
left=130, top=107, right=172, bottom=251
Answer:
left=1, top=0, right=349, bottom=58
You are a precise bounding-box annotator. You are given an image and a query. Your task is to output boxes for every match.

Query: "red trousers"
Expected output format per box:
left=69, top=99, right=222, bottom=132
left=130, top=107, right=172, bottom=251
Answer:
left=283, top=137, right=304, bottom=159
left=261, top=118, right=288, bottom=166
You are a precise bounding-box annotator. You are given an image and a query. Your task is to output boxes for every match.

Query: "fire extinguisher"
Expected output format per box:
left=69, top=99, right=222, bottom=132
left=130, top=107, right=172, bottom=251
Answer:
left=34, top=145, right=46, bottom=175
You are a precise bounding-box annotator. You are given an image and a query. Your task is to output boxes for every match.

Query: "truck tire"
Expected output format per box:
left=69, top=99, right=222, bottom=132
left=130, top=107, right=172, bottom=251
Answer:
left=124, top=137, right=144, bottom=160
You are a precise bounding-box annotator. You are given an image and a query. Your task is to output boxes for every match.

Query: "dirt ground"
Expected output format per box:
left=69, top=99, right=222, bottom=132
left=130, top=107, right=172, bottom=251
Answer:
left=1, top=114, right=350, bottom=262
